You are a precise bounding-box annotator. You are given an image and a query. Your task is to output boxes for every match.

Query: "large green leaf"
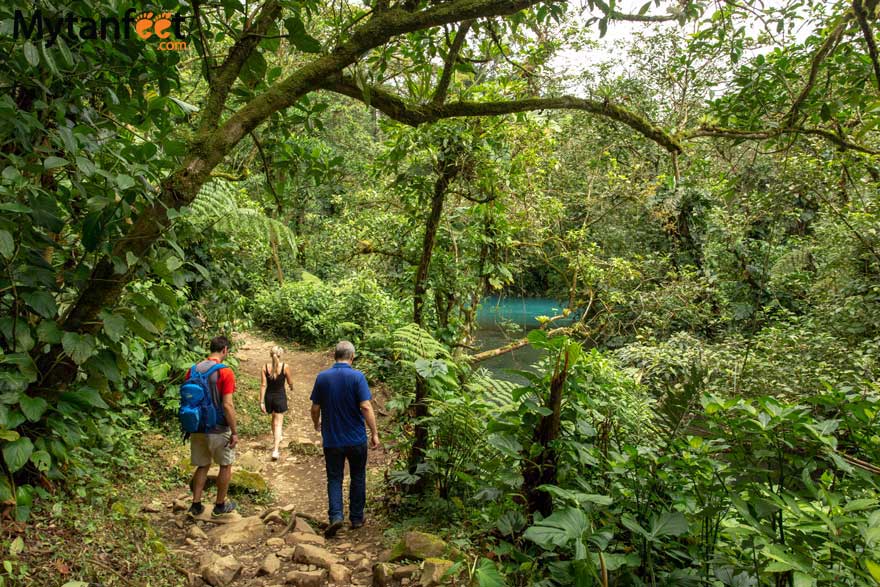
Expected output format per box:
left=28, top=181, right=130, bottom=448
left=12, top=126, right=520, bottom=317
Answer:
left=22, top=291, right=58, bottom=319
left=36, top=320, right=62, bottom=344
left=75, top=156, right=96, bottom=176
left=19, top=395, right=47, bottom=422
left=496, top=510, right=526, bottom=536
left=2, top=437, right=33, bottom=473
left=30, top=449, right=51, bottom=473
left=487, top=433, right=522, bottom=457
left=621, top=514, right=649, bottom=538
left=524, top=507, right=589, bottom=550
left=285, top=16, right=322, bottom=53
left=66, top=387, right=108, bottom=409
left=0, top=406, right=25, bottom=430
left=649, top=511, right=688, bottom=538
left=474, top=558, right=506, bottom=587
left=239, top=51, right=267, bottom=87
left=0, top=475, right=13, bottom=502
left=539, top=485, right=612, bottom=507
left=102, top=314, right=126, bottom=342
left=116, top=174, right=135, bottom=190
left=146, top=360, right=171, bottom=382
left=43, top=156, right=69, bottom=170
left=61, top=332, right=97, bottom=365
left=763, top=544, right=811, bottom=573
left=0, top=230, right=13, bottom=258
left=0, top=318, right=34, bottom=352
left=23, top=41, right=39, bottom=66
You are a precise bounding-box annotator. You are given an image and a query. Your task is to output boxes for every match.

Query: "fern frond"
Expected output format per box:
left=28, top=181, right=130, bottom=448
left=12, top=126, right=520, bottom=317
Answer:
left=465, top=368, right=517, bottom=408
left=651, top=363, right=708, bottom=445
left=392, top=323, right=451, bottom=363
left=188, top=180, right=297, bottom=256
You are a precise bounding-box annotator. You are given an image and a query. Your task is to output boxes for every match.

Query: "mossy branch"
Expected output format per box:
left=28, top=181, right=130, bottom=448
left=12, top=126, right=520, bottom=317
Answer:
left=687, top=125, right=880, bottom=156
left=321, top=74, right=684, bottom=154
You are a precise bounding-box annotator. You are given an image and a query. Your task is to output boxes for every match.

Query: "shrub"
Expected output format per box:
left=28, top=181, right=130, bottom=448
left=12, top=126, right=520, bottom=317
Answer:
left=252, top=274, right=407, bottom=347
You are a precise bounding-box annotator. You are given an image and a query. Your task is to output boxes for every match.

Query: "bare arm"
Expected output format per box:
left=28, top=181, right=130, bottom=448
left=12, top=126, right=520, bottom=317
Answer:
left=222, top=394, right=238, bottom=447
left=360, top=400, right=380, bottom=449
left=259, top=366, right=267, bottom=413
left=311, top=404, right=321, bottom=432
left=284, top=364, right=294, bottom=387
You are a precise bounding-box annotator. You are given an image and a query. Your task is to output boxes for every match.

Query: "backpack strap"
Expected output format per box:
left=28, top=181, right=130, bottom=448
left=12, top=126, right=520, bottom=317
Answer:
left=200, top=363, right=226, bottom=378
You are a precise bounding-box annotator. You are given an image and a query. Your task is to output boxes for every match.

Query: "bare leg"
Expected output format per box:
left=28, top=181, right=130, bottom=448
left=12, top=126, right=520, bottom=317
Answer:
left=216, top=464, right=232, bottom=504
left=272, top=413, right=284, bottom=453
left=191, top=465, right=210, bottom=503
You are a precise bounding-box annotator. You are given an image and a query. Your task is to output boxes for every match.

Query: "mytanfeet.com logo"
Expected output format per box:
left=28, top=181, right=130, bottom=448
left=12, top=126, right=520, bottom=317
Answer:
left=13, top=8, right=189, bottom=51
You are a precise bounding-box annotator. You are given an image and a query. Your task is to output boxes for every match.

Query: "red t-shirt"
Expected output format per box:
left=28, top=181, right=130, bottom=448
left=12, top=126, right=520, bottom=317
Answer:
left=185, top=357, right=235, bottom=395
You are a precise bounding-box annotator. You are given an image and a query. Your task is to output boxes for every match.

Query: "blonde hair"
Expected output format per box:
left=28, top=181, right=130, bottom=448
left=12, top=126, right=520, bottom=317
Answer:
left=269, top=346, right=284, bottom=378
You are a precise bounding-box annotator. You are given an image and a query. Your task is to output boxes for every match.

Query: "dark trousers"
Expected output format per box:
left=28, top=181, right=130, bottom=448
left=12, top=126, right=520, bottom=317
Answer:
left=323, top=443, right=367, bottom=523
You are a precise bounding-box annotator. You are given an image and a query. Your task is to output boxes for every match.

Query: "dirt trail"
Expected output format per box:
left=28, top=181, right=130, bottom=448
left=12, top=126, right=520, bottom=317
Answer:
left=233, top=332, right=389, bottom=518
left=151, top=331, right=392, bottom=586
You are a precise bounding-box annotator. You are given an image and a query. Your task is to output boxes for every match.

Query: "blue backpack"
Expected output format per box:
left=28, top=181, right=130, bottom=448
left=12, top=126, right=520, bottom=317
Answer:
left=179, top=363, right=226, bottom=434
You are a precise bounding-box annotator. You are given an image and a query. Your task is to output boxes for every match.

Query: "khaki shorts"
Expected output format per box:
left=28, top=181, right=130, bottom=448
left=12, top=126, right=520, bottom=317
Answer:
left=190, top=431, right=235, bottom=467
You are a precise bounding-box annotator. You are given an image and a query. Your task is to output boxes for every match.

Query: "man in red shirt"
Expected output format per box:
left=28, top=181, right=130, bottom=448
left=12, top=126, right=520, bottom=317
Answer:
left=187, top=336, right=239, bottom=517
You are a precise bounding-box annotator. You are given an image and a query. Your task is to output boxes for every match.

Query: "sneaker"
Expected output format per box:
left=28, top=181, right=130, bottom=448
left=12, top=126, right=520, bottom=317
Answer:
left=271, top=449, right=280, bottom=460
left=324, top=519, right=344, bottom=538
left=187, top=502, right=204, bottom=517
left=212, top=500, right=237, bottom=516
left=350, top=520, right=364, bottom=529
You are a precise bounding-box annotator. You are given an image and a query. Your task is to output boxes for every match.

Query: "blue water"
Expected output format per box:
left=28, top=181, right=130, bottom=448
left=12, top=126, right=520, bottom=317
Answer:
left=473, top=297, right=573, bottom=382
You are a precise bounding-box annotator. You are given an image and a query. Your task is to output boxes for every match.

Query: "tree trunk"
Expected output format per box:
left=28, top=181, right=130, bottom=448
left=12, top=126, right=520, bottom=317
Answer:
left=412, top=157, right=458, bottom=326
left=408, top=155, right=459, bottom=479
left=269, top=228, right=285, bottom=286
left=522, top=347, right=570, bottom=518
left=35, top=167, right=210, bottom=391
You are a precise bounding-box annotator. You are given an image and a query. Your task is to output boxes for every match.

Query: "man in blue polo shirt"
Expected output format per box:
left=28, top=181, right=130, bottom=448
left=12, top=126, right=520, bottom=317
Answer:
left=310, top=340, right=380, bottom=537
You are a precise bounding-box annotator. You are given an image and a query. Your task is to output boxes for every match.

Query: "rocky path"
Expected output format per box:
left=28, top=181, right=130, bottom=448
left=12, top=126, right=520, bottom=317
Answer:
left=147, top=332, right=410, bottom=587
left=231, top=332, right=390, bottom=519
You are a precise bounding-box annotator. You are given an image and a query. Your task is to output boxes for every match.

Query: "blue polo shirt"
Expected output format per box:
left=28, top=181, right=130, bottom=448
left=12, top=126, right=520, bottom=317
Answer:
left=310, top=363, right=372, bottom=448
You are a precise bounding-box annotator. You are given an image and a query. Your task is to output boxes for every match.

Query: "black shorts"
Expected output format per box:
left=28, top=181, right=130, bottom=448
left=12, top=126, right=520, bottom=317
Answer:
left=264, top=392, right=288, bottom=414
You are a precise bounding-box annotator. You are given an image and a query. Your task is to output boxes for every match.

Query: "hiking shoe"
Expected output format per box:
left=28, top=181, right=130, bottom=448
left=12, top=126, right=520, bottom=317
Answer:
left=187, top=502, right=204, bottom=517
left=271, top=449, right=280, bottom=460
left=350, top=520, right=364, bottom=530
left=212, top=500, right=237, bottom=516
left=324, top=519, right=344, bottom=538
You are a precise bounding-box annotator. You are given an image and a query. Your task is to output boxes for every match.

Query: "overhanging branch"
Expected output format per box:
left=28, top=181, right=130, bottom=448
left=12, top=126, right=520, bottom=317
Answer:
left=688, top=125, right=880, bottom=155
left=854, top=0, right=880, bottom=92
left=433, top=20, right=473, bottom=105
left=785, top=18, right=848, bottom=126
left=208, top=0, right=555, bottom=158
left=199, top=0, right=282, bottom=132
left=321, top=74, right=683, bottom=153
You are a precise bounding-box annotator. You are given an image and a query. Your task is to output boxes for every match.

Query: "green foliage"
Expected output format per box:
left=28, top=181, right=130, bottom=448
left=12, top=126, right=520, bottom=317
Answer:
left=0, top=0, right=265, bottom=522
left=385, top=325, right=521, bottom=500
left=4, top=432, right=188, bottom=586
left=253, top=273, right=406, bottom=347
left=403, top=334, right=880, bottom=586
left=1, top=1, right=879, bottom=585
left=235, top=373, right=272, bottom=438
